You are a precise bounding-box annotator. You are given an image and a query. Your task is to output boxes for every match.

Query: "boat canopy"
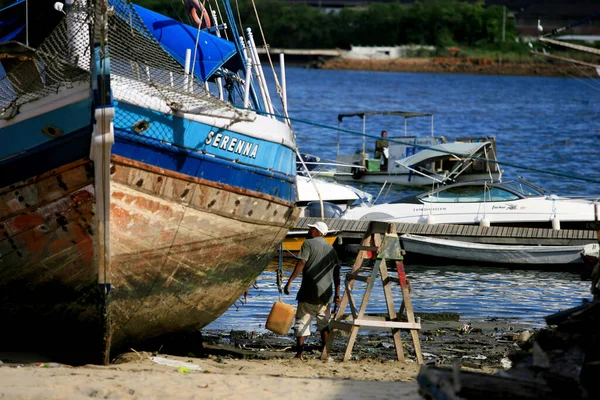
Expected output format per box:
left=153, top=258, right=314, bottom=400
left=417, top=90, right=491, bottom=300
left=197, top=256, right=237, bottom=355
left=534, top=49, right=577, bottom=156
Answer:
left=395, top=141, right=490, bottom=168
left=336, top=110, right=435, bottom=155
left=338, top=110, right=432, bottom=122
left=133, top=5, right=236, bottom=82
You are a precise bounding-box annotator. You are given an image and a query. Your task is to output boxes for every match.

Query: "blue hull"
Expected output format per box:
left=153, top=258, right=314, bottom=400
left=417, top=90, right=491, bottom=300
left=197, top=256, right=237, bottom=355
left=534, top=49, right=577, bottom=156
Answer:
left=1, top=101, right=296, bottom=202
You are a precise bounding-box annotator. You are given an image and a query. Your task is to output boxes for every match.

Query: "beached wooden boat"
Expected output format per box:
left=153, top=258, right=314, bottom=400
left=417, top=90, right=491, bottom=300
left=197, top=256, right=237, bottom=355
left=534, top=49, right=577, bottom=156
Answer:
left=401, top=234, right=599, bottom=266
left=0, top=0, right=297, bottom=363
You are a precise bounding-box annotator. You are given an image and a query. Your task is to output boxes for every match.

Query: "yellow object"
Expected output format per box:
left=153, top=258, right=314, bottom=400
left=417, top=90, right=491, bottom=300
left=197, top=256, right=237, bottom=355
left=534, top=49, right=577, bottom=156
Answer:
left=265, top=301, right=296, bottom=335
left=282, top=235, right=337, bottom=252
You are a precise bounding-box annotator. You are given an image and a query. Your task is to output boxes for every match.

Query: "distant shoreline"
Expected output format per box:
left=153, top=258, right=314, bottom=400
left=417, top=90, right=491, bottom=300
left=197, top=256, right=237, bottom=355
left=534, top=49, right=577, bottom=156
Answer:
left=317, top=57, right=599, bottom=78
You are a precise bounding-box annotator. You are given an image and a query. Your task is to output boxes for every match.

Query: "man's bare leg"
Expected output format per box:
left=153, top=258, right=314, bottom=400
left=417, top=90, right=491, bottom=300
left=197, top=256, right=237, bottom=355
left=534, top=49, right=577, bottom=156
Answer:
left=320, top=327, right=330, bottom=351
left=295, top=336, right=306, bottom=360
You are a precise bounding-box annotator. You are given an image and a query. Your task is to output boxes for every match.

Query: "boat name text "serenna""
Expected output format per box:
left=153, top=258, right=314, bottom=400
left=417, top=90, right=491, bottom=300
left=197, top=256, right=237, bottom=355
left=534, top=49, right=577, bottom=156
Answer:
left=205, top=131, right=259, bottom=159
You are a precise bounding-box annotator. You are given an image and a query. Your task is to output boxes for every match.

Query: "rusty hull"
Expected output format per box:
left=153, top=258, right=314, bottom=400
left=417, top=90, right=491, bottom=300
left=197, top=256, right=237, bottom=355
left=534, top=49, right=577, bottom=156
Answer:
left=0, top=156, right=298, bottom=363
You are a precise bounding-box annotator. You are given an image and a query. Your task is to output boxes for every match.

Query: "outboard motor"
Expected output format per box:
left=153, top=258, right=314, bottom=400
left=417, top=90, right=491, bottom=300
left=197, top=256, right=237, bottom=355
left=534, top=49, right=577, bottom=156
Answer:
left=305, top=201, right=343, bottom=218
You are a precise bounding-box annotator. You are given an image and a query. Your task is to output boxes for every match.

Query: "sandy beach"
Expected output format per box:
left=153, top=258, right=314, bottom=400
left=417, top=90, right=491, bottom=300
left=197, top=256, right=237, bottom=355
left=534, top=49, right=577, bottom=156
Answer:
left=0, top=319, right=531, bottom=399
left=0, top=355, right=422, bottom=399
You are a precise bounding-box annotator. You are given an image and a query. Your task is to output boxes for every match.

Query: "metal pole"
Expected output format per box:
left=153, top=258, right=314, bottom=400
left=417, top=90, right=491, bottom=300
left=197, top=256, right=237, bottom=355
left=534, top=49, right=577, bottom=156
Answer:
left=336, top=120, right=340, bottom=157
left=247, top=28, right=274, bottom=117
left=25, top=0, right=29, bottom=46
left=184, top=49, right=191, bottom=92
left=243, top=62, right=252, bottom=108
left=362, top=115, right=366, bottom=154
left=279, top=53, right=290, bottom=126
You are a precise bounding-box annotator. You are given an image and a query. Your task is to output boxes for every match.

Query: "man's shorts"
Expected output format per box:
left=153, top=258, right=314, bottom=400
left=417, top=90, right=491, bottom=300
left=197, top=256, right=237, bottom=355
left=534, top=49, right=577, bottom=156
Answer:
left=293, top=301, right=331, bottom=337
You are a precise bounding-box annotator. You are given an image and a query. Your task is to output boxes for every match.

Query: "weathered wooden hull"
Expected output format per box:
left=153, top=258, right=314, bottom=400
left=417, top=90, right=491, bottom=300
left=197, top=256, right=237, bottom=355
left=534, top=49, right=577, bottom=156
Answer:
left=108, top=155, right=297, bottom=350
left=0, top=154, right=297, bottom=363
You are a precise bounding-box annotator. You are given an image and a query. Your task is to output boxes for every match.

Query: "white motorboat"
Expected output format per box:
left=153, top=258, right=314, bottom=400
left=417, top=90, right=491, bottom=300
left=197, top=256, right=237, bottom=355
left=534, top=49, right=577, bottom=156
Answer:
left=401, top=234, right=600, bottom=266
left=333, top=111, right=501, bottom=186
left=296, top=174, right=373, bottom=218
left=343, top=178, right=600, bottom=230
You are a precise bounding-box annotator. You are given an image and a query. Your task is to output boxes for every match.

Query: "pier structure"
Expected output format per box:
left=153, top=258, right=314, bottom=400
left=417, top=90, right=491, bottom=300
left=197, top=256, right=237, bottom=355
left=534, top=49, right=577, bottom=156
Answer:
left=294, top=217, right=598, bottom=247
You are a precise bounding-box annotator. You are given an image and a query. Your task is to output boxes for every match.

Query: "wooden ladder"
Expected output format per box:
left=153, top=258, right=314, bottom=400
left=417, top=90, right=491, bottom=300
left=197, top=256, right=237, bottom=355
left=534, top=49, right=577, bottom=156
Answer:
left=321, top=221, right=423, bottom=364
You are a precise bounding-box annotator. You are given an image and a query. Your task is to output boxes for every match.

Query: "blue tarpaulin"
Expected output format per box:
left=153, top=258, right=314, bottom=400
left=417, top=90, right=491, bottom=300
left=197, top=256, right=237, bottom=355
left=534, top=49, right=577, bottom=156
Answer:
left=133, top=5, right=236, bottom=82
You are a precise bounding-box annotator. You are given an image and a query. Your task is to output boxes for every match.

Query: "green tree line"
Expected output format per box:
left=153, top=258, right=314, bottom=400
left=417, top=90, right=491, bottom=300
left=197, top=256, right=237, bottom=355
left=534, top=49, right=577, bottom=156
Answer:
left=136, top=0, right=520, bottom=50
left=0, top=0, right=519, bottom=50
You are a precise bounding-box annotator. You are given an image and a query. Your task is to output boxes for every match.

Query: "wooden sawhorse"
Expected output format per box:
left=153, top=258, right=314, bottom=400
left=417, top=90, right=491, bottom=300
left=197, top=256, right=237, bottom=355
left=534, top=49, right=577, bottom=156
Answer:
left=321, top=221, right=423, bottom=364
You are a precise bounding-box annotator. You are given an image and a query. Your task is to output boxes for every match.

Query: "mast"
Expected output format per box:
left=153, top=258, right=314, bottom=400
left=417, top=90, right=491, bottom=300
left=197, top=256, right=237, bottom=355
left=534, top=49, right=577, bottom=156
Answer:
left=89, top=0, right=115, bottom=364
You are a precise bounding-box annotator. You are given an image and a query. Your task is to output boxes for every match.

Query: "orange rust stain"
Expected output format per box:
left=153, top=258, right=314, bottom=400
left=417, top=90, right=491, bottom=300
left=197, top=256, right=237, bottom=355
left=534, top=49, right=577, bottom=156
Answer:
left=76, top=236, right=94, bottom=267
left=6, top=213, right=44, bottom=234
left=70, top=189, right=94, bottom=206
left=47, top=236, right=75, bottom=254
left=25, top=235, right=47, bottom=254
left=112, top=192, right=126, bottom=201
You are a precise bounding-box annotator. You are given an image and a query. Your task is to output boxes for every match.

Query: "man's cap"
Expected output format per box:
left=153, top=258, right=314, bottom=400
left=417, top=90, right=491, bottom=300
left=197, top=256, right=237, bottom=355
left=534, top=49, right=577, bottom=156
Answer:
left=307, top=221, right=328, bottom=236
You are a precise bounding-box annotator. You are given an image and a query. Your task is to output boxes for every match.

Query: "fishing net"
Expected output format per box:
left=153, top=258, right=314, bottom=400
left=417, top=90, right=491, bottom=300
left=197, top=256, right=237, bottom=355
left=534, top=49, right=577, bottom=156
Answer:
left=0, top=0, right=249, bottom=144
left=0, top=1, right=94, bottom=117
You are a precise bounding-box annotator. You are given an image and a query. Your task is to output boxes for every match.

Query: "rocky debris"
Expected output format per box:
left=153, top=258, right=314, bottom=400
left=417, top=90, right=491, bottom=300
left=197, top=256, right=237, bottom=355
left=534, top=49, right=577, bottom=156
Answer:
left=417, top=299, right=600, bottom=399
left=189, top=318, right=529, bottom=372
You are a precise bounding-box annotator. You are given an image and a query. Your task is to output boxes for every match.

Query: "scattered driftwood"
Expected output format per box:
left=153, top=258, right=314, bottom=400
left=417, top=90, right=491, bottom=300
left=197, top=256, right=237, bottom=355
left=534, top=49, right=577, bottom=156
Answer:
left=418, top=299, right=600, bottom=399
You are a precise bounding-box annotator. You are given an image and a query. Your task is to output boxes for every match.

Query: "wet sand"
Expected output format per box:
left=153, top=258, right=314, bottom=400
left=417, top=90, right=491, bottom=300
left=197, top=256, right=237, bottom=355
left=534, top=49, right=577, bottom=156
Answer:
left=0, top=319, right=533, bottom=399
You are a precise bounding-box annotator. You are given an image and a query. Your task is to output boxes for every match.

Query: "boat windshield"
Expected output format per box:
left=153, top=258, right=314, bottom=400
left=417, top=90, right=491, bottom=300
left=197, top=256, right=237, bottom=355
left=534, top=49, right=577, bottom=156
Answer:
left=500, top=181, right=545, bottom=197
left=420, top=185, right=521, bottom=203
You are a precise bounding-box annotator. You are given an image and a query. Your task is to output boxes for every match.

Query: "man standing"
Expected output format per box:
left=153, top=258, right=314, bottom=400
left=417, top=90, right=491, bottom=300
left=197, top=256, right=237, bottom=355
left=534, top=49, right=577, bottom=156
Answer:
left=284, top=221, right=341, bottom=360
left=375, top=130, right=389, bottom=171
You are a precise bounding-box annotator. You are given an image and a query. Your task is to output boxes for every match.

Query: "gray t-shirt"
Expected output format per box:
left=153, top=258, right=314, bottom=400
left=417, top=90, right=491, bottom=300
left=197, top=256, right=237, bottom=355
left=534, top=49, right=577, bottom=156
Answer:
left=296, top=237, right=340, bottom=305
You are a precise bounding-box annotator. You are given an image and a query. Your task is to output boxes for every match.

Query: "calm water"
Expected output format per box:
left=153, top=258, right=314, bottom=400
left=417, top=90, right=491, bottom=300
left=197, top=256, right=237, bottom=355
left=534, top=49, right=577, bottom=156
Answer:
left=208, top=68, right=600, bottom=331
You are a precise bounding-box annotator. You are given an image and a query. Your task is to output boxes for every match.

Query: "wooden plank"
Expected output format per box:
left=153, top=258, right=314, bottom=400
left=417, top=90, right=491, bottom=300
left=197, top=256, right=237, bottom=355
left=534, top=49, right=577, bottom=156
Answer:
left=512, top=227, right=522, bottom=238
left=400, top=264, right=423, bottom=365
left=332, top=320, right=422, bottom=330
left=382, top=276, right=400, bottom=284
left=358, top=220, right=370, bottom=233
left=379, top=257, right=405, bottom=362
left=346, top=279, right=359, bottom=319
left=347, top=220, right=359, bottom=233
left=343, top=325, right=360, bottom=361
left=357, top=246, right=379, bottom=252
left=560, top=229, right=568, bottom=239
left=463, top=225, right=475, bottom=236
left=347, top=274, right=370, bottom=283
left=395, top=223, right=405, bottom=234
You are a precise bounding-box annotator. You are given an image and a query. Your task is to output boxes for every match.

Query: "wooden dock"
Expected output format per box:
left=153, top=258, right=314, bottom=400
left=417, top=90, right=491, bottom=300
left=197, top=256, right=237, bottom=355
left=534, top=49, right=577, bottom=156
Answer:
left=294, top=217, right=598, bottom=246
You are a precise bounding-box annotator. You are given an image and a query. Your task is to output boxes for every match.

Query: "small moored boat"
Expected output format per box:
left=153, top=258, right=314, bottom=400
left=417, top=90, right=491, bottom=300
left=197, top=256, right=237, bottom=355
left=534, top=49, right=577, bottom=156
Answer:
left=401, top=233, right=599, bottom=266
left=333, top=110, right=501, bottom=186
